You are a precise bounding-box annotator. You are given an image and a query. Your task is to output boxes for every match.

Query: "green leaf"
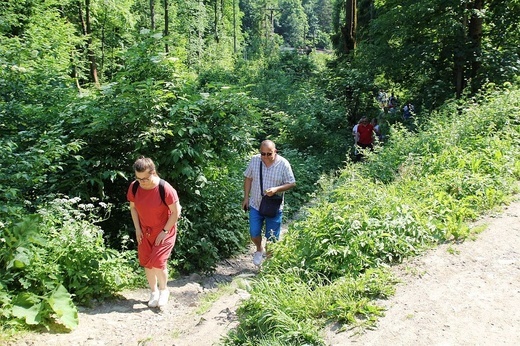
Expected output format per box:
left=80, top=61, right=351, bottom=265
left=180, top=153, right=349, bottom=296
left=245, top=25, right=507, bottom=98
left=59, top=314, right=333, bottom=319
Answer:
left=12, top=292, right=43, bottom=325
left=47, top=285, right=79, bottom=330
left=9, top=246, right=32, bottom=269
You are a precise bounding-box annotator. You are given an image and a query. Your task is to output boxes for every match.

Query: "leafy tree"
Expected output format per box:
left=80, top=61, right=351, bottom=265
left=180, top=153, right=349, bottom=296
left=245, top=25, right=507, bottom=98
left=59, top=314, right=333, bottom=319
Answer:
left=314, top=0, right=334, bottom=33
left=0, top=0, right=39, bottom=37
left=78, top=0, right=100, bottom=85
left=346, top=0, right=520, bottom=108
left=475, top=0, right=520, bottom=89
left=308, top=0, right=335, bottom=48
left=277, top=0, right=308, bottom=47
left=331, top=0, right=357, bottom=54
left=239, top=0, right=280, bottom=57
left=92, top=0, right=137, bottom=80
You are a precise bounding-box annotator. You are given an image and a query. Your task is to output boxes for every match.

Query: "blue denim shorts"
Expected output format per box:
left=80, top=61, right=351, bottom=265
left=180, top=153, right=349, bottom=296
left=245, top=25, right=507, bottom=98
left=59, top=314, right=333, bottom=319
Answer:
left=249, top=207, right=282, bottom=241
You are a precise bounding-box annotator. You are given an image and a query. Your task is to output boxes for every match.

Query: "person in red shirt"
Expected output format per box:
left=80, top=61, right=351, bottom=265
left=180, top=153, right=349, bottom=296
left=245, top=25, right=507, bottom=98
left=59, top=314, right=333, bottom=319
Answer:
left=355, top=117, right=374, bottom=162
left=127, top=156, right=181, bottom=308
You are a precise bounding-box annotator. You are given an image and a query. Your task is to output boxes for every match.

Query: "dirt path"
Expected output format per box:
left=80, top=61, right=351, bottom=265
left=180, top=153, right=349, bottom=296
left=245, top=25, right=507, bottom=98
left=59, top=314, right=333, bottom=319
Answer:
left=9, top=251, right=259, bottom=346
left=9, top=198, right=520, bottom=346
left=326, top=198, right=520, bottom=345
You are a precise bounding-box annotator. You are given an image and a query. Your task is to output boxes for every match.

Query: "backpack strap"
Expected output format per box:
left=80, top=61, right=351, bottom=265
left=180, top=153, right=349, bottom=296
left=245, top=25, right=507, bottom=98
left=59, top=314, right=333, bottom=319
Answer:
left=158, top=179, right=166, bottom=206
left=132, top=179, right=167, bottom=206
left=132, top=180, right=139, bottom=196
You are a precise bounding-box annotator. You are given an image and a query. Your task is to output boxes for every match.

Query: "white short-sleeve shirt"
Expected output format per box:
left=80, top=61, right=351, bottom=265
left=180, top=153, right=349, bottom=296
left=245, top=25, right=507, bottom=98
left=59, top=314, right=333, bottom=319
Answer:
left=244, top=154, right=296, bottom=211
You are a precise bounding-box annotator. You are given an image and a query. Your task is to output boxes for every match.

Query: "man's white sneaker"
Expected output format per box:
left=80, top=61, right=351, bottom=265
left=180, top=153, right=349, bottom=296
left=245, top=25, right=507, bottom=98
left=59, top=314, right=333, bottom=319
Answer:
left=253, top=251, right=264, bottom=266
left=148, top=290, right=159, bottom=308
left=158, top=289, right=170, bottom=307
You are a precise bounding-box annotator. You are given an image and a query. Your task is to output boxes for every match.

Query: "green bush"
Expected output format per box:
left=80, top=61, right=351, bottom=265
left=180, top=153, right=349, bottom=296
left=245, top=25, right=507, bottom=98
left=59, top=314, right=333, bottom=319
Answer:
left=0, top=197, right=141, bottom=332
left=226, top=267, right=395, bottom=345
left=174, top=162, right=251, bottom=273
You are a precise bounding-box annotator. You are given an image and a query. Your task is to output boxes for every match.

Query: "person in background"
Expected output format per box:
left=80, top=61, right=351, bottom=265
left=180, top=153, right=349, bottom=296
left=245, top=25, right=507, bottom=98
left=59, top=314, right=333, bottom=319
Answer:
left=355, top=117, right=374, bottom=161
left=376, top=89, right=387, bottom=110
left=352, top=121, right=359, bottom=143
left=403, top=101, right=415, bottom=120
left=127, top=156, right=181, bottom=308
left=242, top=140, right=296, bottom=267
left=371, top=118, right=382, bottom=142
left=352, top=119, right=361, bottom=157
left=388, top=93, right=398, bottom=114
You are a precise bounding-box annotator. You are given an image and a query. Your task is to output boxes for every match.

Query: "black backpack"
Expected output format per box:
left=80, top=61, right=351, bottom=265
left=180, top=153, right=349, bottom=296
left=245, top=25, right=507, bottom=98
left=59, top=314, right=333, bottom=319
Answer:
left=132, top=179, right=167, bottom=206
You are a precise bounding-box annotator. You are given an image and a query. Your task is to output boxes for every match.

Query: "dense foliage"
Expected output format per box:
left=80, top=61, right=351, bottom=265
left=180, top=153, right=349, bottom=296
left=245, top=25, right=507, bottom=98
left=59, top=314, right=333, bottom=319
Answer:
left=0, top=197, right=142, bottom=332
left=1, top=0, right=519, bottom=340
left=343, top=0, right=520, bottom=111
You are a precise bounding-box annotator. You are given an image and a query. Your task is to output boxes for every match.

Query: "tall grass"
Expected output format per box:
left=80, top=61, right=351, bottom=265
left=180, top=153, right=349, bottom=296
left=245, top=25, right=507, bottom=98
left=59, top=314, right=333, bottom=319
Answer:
left=224, top=85, right=520, bottom=345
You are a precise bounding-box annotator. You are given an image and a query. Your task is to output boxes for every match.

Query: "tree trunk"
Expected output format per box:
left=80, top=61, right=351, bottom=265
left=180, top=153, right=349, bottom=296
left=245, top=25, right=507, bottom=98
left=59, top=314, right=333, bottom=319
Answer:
left=468, top=0, right=484, bottom=89
left=101, top=9, right=107, bottom=74
left=150, top=0, right=156, bottom=31
left=86, top=0, right=99, bottom=86
left=343, top=0, right=357, bottom=54
left=214, top=0, right=220, bottom=43
left=232, top=0, right=237, bottom=53
left=454, top=3, right=468, bottom=98
left=164, top=0, right=169, bottom=53
left=78, top=0, right=99, bottom=86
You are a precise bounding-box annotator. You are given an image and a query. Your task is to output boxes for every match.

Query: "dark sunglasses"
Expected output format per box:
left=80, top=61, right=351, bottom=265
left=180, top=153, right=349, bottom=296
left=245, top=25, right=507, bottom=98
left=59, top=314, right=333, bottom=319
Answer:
left=260, top=152, right=273, bottom=156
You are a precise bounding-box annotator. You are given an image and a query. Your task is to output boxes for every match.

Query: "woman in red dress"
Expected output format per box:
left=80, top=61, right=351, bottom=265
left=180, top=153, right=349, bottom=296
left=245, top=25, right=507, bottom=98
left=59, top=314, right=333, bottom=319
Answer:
left=127, top=156, right=181, bottom=308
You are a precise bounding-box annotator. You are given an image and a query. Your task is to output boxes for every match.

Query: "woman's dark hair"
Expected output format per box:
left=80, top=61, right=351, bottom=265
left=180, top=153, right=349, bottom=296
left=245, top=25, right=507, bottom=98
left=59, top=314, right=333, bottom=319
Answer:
left=133, top=156, right=156, bottom=173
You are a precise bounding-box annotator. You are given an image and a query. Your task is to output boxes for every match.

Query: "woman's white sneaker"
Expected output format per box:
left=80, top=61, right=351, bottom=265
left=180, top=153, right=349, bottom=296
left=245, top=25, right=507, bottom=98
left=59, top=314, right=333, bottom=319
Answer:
left=148, top=290, right=159, bottom=308
left=158, top=289, right=170, bottom=307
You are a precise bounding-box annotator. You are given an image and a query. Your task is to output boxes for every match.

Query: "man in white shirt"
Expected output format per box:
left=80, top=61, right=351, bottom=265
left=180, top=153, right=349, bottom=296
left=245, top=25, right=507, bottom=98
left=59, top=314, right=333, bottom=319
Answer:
left=242, top=140, right=296, bottom=266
